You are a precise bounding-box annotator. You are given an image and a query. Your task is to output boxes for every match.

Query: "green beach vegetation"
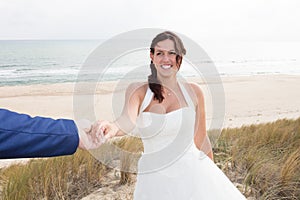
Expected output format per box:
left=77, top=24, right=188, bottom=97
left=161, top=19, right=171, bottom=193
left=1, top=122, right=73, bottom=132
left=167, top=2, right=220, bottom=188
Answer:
left=217, top=118, right=300, bottom=199
left=0, top=117, right=299, bottom=200
left=0, top=151, right=106, bottom=200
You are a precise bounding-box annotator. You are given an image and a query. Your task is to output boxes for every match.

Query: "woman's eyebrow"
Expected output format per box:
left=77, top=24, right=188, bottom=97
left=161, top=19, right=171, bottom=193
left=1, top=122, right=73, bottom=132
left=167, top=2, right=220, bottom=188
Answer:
left=155, top=47, right=176, bottom=52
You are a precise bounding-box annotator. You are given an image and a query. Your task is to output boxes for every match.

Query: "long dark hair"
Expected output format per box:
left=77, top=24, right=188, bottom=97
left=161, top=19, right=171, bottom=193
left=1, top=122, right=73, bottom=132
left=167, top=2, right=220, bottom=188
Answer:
left=148, top=31, right=186, bottom=103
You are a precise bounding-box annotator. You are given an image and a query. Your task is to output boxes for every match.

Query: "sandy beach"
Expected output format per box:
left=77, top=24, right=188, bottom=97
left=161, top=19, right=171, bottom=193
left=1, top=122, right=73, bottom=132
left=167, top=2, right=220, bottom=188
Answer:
left=1, top=74, right=300, bottom=168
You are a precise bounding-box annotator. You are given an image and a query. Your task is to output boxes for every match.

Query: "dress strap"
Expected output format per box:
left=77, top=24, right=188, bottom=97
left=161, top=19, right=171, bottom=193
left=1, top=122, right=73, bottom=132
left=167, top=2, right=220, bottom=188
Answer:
left=139, top=87, right=153, bottom=115
left=178, top=82, right=196, bottom=110
left=139, top=82, right=195, bottom=114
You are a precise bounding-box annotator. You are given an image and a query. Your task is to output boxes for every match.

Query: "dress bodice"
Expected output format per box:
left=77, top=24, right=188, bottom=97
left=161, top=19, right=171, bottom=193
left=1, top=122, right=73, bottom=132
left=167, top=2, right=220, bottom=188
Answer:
left=136, top=108, right=195, bottom=153
left=134, top=82, right=198, bottom=173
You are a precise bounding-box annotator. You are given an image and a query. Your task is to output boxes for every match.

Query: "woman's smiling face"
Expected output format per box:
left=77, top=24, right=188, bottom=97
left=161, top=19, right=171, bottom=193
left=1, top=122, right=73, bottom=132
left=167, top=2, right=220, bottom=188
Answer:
left=150, top=39, right=179, bottom=78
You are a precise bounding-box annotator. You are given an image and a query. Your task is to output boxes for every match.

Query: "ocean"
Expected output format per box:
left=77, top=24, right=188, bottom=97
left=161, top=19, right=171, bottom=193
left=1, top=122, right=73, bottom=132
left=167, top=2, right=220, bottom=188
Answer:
left=0, top=40, right=299, bottom=86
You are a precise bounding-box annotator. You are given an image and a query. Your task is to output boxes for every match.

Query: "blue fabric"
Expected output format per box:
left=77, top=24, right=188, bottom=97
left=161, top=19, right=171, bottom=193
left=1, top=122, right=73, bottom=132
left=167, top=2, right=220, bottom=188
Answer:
left=0, top=109, right=79, bottom=159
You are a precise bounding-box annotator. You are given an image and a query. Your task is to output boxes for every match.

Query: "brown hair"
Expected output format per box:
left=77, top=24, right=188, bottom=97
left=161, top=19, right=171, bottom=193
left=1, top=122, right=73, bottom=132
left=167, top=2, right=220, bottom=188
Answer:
left=148, top=31, right=186, bottom=103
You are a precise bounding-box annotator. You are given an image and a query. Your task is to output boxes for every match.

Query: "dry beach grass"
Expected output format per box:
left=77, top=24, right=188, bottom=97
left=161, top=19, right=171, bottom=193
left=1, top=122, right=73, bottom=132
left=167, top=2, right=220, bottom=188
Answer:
left=1, top=118, right=299, bottom=199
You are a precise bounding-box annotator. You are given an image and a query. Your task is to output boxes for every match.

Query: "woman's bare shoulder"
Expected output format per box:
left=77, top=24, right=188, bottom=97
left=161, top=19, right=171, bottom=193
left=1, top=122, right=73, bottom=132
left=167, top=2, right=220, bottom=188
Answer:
left=182, top=82, right=204, bottom=104
left=188, top=82, right=203, bottom=94
left=126, top=82, right=148, bottom=97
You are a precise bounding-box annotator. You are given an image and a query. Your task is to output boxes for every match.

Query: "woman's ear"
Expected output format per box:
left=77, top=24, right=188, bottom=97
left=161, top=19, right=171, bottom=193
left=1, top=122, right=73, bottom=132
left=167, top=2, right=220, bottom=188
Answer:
left=150, top=52, right=154, bottom=62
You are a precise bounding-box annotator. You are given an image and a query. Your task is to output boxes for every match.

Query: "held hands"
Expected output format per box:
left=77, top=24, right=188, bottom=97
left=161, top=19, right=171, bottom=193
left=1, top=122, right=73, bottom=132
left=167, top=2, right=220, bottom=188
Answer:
left=75, top=119, right=118, bottom=150
left=89, top=120, right=119, bottom=143
left=76, top=119, right=101, bottom=150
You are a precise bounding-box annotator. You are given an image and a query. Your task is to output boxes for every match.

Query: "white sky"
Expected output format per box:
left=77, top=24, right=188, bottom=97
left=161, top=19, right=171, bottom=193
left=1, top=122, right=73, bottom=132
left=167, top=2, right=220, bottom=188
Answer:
left=0, top=0, right=299, bottom=41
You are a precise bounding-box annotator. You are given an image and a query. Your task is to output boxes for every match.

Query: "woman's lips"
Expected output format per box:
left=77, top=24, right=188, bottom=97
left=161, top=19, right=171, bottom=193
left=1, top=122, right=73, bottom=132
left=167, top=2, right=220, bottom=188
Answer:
left=161, top=65, right=172, bottom=69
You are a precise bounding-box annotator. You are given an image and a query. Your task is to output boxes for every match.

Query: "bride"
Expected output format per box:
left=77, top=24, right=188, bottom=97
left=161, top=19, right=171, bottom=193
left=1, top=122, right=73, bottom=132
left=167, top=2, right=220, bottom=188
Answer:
left=92, top=31, right=246, bottom=199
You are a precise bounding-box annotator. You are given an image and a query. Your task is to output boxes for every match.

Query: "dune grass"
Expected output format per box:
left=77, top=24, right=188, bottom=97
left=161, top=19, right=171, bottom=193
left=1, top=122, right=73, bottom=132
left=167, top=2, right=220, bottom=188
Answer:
left=113, top=136, right=143, bottom=185
left=0, top=150, right=106, bottom=200
left=216, top=118, right=300, bottom=200
left=0, top=117, right=299, bottom=199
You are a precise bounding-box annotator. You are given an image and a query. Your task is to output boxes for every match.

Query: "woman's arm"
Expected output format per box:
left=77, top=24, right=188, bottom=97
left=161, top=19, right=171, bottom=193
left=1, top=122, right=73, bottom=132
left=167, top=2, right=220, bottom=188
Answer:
left=95, top=83, right=145, bottom=140
left=190, top=83, right=214, bottom=160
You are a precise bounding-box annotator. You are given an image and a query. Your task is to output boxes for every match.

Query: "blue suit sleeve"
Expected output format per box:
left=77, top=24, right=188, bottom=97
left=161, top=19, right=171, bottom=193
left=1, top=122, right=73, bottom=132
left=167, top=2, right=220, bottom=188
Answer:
left=0, top=109, right=79, bottom=159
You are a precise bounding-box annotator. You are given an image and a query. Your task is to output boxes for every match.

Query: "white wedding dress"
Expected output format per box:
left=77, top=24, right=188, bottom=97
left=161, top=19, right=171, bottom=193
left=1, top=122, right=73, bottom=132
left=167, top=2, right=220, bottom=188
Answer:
left=132, top=82, right=246, bottom=200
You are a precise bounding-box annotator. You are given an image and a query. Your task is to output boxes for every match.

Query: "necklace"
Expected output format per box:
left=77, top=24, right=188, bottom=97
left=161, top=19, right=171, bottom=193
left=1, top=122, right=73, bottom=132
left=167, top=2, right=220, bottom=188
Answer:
left=163, top=83, right=178, bottom=97
left=164, top=88, right=172, bottom=96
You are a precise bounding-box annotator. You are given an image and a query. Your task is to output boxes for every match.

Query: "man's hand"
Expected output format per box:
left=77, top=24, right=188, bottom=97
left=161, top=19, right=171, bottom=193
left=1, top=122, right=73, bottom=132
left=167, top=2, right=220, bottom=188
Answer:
left=75, top=119, right=105, bottom=150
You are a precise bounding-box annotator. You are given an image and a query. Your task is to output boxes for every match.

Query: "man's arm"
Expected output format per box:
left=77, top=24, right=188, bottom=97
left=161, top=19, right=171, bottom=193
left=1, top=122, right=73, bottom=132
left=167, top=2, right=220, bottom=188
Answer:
left=0, top=109, right=79, bottom=159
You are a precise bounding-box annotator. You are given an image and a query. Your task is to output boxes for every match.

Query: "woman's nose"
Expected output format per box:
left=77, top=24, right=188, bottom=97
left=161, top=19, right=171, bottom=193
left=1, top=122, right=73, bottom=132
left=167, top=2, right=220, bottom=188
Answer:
left=162, top=54, right=171, bottom=62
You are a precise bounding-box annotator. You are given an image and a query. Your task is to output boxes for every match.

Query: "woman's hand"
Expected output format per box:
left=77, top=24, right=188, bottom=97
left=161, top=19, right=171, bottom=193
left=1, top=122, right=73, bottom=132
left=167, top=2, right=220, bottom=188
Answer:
left=89, top=120, right=119, bottom=143
left=98, top=120, right=119, bottom=139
